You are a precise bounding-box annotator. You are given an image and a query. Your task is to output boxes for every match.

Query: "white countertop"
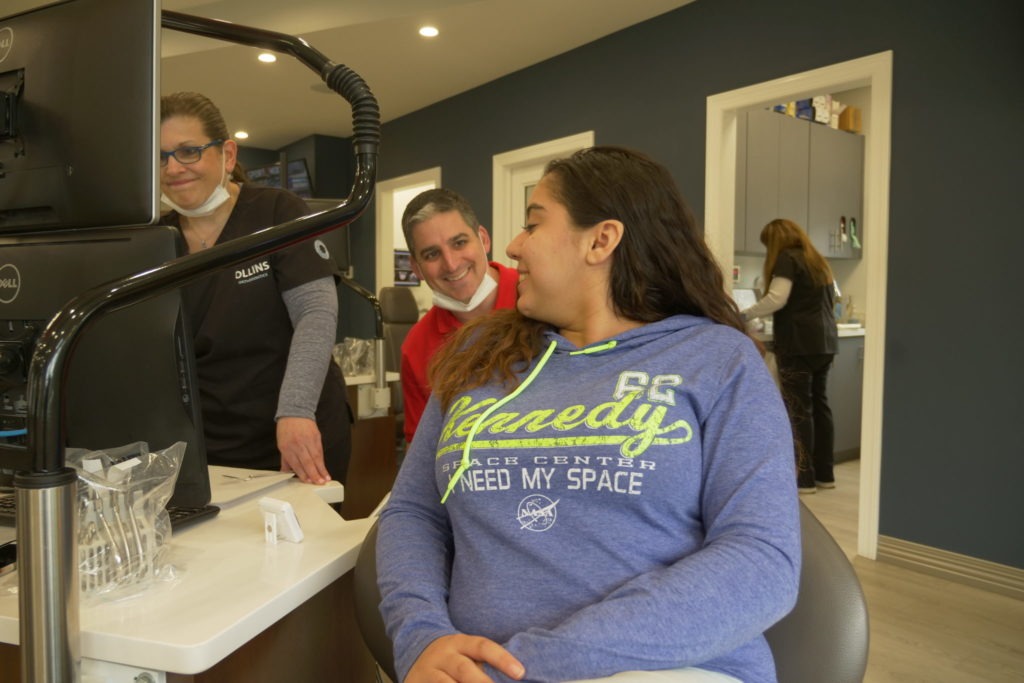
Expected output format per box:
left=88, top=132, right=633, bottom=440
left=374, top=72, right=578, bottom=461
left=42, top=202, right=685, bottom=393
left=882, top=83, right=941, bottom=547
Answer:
left=345, top=371, right=399, bottom=386
left=755, top=324, right=865, bottom=343
left=0, top=468, right=372, bottom=674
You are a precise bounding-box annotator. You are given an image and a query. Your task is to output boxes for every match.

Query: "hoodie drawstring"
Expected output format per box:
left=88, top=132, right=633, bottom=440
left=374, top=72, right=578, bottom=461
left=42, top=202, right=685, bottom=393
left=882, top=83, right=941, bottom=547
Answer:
left=569, top=340, right=617, bottom=355
left=441, top=340, right=558, bottom=503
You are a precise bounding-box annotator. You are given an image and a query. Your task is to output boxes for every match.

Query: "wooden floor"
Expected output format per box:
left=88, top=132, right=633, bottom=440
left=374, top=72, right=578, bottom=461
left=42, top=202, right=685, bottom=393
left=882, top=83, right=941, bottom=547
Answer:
left=801, top=460, right=1024, bottom=682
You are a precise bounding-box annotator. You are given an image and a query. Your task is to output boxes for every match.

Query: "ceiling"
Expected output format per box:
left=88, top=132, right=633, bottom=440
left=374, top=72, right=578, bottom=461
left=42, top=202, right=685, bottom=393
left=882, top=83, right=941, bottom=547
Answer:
left=9, top=0, right=696, bottom=149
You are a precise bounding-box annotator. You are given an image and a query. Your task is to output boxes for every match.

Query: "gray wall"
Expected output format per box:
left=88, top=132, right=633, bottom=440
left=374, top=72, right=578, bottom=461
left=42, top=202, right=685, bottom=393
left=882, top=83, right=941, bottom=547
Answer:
left=343, top=0, right=1023, bottom=567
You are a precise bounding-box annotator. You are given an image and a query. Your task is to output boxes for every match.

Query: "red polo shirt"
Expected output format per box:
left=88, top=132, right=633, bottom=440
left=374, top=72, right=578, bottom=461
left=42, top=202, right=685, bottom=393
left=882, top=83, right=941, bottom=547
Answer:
left=400, top=262, right=519, bottom=444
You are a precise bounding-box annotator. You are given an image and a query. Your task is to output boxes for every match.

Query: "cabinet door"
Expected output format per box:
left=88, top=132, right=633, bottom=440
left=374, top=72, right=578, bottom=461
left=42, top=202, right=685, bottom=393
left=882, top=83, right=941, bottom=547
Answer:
left=737, top=110, right=810, bottom=255
left=831, top=335, right=864, bottom=461
left=778, top=113, right=809, bottom=230
left=740, top=109, right=780, bottom=255
left=808, top=125, right=864, bottom=259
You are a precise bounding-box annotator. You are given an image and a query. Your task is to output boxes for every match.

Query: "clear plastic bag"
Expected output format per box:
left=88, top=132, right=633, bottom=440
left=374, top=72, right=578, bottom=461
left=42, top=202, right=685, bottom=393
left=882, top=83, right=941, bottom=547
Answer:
left=333, top=337, right=375, bottom=376
left=67, top=441, right=185, bottom=600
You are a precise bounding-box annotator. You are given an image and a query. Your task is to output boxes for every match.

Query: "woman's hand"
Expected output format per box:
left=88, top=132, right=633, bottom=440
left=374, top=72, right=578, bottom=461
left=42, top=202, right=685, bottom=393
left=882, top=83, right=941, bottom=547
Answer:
left=276, top=416, right=331, bottom=484
left=406, top=634, right=525, bottom=683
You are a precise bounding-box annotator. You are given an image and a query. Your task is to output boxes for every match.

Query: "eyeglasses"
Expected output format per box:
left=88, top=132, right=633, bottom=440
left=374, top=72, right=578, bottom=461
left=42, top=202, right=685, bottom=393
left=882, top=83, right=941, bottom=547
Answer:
left=160, top=139, right=225, bottom=166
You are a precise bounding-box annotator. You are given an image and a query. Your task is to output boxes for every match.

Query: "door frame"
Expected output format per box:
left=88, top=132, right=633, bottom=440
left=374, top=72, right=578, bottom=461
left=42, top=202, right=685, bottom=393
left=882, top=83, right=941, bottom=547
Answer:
left=705, top=51, right=893, bottom=558
left=375, top=167, right=442, bottom=294
left=491, top=131, right=595, bottom=262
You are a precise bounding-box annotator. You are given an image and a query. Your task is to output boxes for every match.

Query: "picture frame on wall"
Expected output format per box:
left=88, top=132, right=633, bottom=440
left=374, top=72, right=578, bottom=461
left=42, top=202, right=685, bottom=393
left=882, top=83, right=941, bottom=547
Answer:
left=393, top=250, right=419, bottom=286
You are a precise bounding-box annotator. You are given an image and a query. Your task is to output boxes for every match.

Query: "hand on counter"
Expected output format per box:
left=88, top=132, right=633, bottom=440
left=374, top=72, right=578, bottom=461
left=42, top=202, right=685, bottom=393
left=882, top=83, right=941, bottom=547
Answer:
left=277, top=417, right=332, bottom=485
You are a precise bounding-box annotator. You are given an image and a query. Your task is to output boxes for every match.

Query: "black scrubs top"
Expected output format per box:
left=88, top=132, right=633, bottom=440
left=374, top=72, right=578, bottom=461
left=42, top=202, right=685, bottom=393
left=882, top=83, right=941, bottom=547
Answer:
left=771, top=248, right=838, bottom=357
left=166, top=183, right=351, bottom=481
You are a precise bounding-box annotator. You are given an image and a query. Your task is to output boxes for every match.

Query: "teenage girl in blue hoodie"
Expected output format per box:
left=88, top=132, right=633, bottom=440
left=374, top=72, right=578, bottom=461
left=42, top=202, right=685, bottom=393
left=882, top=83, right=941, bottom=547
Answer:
left=377, top=146, right=801, bottom=683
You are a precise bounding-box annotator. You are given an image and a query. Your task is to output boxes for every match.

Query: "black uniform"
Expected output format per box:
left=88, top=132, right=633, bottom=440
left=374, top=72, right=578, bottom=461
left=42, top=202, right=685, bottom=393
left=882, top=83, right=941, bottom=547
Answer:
left=772, top=248, right=837, bottom=487
left=166, top=183, right=351, bottom=482
left=772, top=249, right=838, bottom=357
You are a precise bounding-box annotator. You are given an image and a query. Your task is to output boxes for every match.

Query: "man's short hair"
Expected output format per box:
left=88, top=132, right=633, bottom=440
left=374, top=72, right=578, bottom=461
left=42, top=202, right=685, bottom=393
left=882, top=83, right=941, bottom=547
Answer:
left=401, top=188, right=480, bottom=254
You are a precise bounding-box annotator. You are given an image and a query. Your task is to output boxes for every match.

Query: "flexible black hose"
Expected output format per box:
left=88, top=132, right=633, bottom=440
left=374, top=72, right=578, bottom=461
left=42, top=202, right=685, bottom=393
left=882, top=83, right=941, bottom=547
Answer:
left=323, top=63, right=381, bottom=155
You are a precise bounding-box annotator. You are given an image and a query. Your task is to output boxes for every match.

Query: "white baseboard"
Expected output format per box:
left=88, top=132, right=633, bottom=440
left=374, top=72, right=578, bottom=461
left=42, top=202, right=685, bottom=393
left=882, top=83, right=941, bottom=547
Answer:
left=878, top=535, right=1024, bottom=601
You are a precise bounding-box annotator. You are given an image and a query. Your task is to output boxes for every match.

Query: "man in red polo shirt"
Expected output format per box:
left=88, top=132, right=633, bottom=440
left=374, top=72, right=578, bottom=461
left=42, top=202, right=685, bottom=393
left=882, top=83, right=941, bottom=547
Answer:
left=399, top=188, right=519, bottom=445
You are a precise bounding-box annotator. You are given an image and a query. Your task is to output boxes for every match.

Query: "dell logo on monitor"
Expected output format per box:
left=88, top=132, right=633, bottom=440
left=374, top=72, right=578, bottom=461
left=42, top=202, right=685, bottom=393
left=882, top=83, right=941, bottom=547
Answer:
left=0, top=264, right=21, bottom=303
left=0, top=28, right=12, bottom=64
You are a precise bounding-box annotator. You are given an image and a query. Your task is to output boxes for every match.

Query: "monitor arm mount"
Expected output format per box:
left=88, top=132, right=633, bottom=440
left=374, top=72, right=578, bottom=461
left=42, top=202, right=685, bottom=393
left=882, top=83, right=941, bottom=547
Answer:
left=9, top=12, right=379, bottom=681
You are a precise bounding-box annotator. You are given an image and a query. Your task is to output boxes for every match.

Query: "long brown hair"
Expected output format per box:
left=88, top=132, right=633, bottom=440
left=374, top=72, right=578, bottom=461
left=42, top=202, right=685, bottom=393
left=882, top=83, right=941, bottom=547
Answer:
left=430, top=146, right=748, bottom=410
left=760, top=219, right=833, bottom=289
left=160, top=91, right=247, bottom=183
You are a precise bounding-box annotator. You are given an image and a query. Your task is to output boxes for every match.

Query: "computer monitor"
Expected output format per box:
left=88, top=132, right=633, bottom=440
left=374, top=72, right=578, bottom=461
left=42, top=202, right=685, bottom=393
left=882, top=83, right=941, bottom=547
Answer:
left=0, top=0, right=209, bottom=509
left=731, top=287, right=759, bottom=311
left=0, top=0, right=160, bottom=232
left=285, top=159, right=314, bottom=198
left=392, top=250, right=420, bottom=287
left=244, top=163, right=280, bottom=189
left=0, top=226, right=210, bottom=508
left=246, top=159, right=315, bottom=199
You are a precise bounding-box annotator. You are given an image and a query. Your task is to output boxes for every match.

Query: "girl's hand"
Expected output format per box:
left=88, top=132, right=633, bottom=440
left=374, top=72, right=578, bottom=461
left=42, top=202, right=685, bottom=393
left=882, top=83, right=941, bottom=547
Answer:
left=406, top=634, right=525, bottom=683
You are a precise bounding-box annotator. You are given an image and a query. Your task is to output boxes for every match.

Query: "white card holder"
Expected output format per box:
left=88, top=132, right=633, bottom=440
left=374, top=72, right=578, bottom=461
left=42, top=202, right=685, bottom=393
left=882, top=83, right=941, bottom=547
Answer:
left=259, top=497, right=304, bottom=544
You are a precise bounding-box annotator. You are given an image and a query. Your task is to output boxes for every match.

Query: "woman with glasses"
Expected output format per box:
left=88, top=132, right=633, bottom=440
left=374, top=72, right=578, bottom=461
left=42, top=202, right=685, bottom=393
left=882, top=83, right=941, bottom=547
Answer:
left=159, top=91, right=350, bottom=486
left=376, top=147, right=800, bottom=683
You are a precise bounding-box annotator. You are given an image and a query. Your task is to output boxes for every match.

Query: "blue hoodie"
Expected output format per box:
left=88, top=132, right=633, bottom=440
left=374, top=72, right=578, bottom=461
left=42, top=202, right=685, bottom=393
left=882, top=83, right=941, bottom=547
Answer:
left=377, top=315, right=801, bottom=683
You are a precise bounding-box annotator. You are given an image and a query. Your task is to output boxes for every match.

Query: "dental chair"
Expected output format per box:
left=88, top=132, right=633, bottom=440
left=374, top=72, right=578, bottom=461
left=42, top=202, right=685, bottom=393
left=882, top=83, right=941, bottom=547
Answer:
left=353, top=502, right=870, bottom=683
left=378, top=286, right=419, bottom=457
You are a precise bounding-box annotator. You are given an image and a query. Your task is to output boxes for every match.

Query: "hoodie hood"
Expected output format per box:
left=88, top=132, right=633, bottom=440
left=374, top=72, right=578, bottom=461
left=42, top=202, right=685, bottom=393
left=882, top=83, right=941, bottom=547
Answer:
left=540, top=314, right=715, bottom=355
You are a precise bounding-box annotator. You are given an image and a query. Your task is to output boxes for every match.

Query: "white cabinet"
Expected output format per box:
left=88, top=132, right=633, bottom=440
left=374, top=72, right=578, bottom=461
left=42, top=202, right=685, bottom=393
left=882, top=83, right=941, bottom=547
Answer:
left=735, top=109, right=864, bottom=260
left=735, top=109, right=809, bottom=254
left=808, top=123, right=864, bottom=259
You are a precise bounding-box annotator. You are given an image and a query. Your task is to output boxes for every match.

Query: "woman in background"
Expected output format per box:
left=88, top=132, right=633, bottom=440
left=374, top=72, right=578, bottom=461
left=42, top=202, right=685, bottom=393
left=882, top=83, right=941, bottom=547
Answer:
left=741, top=218, right=838, bottom=493
left=159, top=91, right=350, bottom=485
left=377, top=146, right=800, bottom=683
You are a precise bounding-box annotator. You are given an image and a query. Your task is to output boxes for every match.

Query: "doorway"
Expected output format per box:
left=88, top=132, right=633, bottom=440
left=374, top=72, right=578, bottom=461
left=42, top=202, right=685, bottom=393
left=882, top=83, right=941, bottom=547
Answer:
left=375, top=167, right=441, bottom=312
left=491, top=131, right=594, bottom=261
left=705, top=51, right=892, bottom=558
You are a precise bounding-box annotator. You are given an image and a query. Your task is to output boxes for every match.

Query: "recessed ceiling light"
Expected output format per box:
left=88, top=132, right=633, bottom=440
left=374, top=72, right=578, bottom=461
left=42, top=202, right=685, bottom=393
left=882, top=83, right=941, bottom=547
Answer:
left=418, top=26, right=439, bottom=38
left=234, top=131, right=249, bottom=140
left=257, top=52, right=277, bottom=63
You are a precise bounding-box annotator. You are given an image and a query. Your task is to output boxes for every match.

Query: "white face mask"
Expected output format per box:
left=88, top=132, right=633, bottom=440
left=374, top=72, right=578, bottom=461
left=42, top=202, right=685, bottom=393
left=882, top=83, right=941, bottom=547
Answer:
left=162, top=163, right=231, bottom=218
left=431, top=271, right=498, bottom=313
